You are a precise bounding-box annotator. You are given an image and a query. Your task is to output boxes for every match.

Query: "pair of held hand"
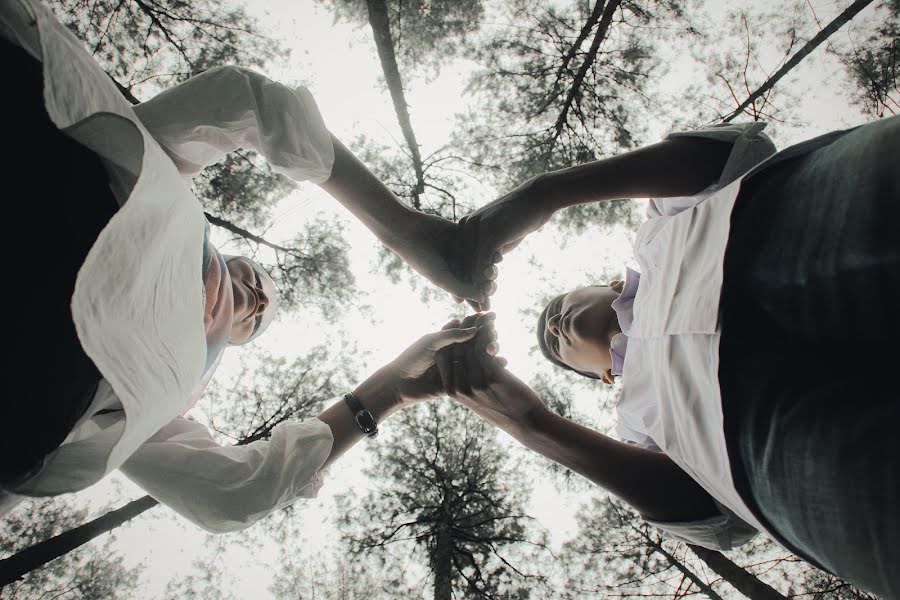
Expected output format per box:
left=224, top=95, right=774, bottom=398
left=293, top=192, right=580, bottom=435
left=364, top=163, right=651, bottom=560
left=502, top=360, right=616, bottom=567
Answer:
left=380, top=312, right=542, bottom=439
left=369, top=178, right=555, bottom=429
left=394, top=175, right=553, bottom=312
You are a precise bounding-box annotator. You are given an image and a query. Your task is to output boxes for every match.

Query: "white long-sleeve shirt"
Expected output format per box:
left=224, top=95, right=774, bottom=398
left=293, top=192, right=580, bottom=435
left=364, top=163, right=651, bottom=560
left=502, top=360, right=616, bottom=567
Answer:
left=1, top=0, right=337, bottom=532
left=612, top=122, right=854, bottom=550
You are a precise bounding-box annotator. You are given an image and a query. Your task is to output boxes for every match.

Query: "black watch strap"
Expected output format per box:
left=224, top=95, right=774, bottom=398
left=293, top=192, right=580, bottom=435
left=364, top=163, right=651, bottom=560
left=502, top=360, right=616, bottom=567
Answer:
left=343, top=392, right=378, bottom=439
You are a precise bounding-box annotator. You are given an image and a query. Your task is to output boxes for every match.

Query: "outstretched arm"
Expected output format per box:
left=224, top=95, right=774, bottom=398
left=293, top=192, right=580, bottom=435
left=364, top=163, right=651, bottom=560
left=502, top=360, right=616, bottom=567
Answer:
left=319, top=137, right=490, bottom=304
left=439, top=343, right=718, bottom=523
left=541, top=136, right=734, bottom=207
left=122, top=317, right=495, bottom=533
left=456, top=137, right=735, bottom=303
left=509, top=401, right=718, bottom=522
left=135, top=66, right=493, bottom=305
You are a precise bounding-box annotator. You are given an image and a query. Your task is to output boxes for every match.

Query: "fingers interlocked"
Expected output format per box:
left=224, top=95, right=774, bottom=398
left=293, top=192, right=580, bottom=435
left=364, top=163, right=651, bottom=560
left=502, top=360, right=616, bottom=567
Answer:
left=453, top=216, right=503, bottom=311
left=436, top=312, right=502, bottom=397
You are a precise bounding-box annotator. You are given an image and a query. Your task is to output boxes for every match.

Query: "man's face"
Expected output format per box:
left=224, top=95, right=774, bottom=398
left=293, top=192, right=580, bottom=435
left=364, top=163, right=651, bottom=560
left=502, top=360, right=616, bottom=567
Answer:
left=226, top=257, right=277, bottom=344
left=541, top=285, right=622, bottom=382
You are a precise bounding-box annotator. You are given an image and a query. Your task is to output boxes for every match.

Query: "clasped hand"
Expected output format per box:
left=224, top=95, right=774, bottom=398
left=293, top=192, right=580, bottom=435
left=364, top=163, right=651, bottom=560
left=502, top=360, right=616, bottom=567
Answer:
left=382, top=178, right=554, bottom=429
left=434, top=314, right=547, bottom=438
left=392, top=176, right=553, bottom=311
left=379, top=313, right=495, bottom=406
left=380, top=313, right=544, bottom=440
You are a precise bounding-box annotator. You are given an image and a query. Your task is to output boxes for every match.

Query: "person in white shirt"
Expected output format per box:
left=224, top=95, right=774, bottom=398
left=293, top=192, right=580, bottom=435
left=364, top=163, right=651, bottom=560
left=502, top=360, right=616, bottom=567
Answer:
left=0, top=0, right=498, bottom=532
left=443, top=118, right=899, bottom=597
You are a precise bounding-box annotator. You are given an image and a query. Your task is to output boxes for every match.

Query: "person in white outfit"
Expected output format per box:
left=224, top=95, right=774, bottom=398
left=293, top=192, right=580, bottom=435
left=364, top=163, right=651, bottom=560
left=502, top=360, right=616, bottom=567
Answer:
left=0, top=0, right=498, bottom=532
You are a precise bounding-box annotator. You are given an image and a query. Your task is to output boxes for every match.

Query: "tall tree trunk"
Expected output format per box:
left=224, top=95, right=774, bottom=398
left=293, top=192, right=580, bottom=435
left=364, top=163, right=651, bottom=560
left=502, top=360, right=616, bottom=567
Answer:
left=722, top=0, right=875, bottom=122
left=536, top=0, right=607, bottom=114
left=553, top=0, right=623, bottom=139
left=0, top=496, right=158, bottom=586
left=647, top=539, right=725, bottom=600
left=689, top=545, right=789, bottom=600
left=432, top=524, right=453, bottom=600
left=0, top=425, right=280, bottom=584
left=364, top=0, right=426, bottom=209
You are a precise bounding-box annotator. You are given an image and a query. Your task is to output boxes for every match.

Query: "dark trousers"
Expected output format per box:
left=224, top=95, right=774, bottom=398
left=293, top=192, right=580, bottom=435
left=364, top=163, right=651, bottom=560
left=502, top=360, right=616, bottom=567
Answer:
left=719, top=116, right=900, bottom=598
left=1, top=39, right=119, bottom=487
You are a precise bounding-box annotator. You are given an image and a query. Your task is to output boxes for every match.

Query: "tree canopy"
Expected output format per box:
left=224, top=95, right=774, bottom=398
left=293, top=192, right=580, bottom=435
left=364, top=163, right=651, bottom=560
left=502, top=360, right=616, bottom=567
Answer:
left=6, top=0, right=892, bottom=597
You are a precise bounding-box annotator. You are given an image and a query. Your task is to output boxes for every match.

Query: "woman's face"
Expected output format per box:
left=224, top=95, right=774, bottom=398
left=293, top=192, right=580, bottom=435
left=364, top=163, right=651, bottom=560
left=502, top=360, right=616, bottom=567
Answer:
left=226, top=258, right=277, bottom=344
left=541, top=286, right=621, bottom=379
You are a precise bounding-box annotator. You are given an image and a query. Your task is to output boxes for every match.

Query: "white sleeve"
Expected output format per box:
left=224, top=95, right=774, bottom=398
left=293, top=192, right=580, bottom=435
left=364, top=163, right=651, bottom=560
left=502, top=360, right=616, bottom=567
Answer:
left=120, top=415, right=334, bottom=533
left=132, top=66, right=335, bottom=182
left=617, top=428, right=662, bottom=453
left=643, top=499, right=759, bottom=551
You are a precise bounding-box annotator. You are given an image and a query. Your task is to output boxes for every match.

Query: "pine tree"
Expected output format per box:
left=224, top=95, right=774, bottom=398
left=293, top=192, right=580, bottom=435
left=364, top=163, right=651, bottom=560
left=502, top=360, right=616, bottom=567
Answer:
left=318, top=0, right=486, bottom=298
left=833, top=0, right=898, bottom=117
left=562, top=495, right=877, bottom=599
left=45, top=0, right=281, bottom=96
left=337, top=403, right=550, bottom=599
left=454, top=0, right=680, bottom=234
left=561, top=497, right=725, bottom=599
left=0, top=496, right=139, bottom=599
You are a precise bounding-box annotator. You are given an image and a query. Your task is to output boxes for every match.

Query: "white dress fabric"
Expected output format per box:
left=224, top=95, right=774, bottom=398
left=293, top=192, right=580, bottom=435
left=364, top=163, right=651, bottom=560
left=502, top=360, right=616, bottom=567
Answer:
left=1, top=0, right=338, bottom=532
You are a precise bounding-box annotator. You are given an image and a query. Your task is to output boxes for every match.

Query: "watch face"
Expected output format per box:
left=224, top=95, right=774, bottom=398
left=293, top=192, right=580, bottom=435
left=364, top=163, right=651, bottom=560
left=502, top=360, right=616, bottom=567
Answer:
left=355, top=409, right=378, bottom=437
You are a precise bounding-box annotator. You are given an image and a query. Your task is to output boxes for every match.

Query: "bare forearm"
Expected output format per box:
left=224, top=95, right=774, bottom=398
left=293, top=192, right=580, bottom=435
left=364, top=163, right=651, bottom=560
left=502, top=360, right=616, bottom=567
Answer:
left=537, top=137, right=734, bottom=211
left=513, top=408, right=718, bottom=522
left=318, top=134, right=413, bottom=248
left=317, top=368, right=401, bottom=469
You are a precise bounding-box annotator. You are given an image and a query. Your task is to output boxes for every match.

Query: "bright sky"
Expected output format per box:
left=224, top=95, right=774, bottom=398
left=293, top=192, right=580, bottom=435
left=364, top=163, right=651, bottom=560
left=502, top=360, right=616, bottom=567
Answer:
left=67, top=0, right=876, bottom=597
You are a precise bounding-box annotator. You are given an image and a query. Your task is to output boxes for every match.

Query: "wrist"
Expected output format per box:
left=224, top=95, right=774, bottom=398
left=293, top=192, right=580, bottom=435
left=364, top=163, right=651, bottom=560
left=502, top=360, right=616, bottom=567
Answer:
left=526, top=171, right=562, bottom=212
left=380, top=204, right=423, bottom=252
left=353, top=368, right=403, bottom=421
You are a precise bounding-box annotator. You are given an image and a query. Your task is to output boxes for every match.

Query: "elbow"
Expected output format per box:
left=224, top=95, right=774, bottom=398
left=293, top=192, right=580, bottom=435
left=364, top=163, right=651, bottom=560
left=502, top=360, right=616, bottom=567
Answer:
left=176, top=476, right=321, bottom=534
left=183, top=502, right=264, bottom=534
left=198, top=65, right=273, bottom=101
left=201, top=64, right=266, bottom=83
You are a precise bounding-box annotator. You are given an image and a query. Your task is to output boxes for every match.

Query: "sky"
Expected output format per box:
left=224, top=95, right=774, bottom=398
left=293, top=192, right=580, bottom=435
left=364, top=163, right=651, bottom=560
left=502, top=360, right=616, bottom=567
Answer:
left=40, top=0, right=878, bottom=597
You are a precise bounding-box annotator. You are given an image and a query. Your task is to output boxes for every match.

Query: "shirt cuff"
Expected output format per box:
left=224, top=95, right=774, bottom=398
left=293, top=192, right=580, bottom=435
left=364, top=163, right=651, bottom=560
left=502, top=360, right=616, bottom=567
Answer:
left=301, top=417, right=333, bottom=497
left=643, top=499, right=758, bottom=550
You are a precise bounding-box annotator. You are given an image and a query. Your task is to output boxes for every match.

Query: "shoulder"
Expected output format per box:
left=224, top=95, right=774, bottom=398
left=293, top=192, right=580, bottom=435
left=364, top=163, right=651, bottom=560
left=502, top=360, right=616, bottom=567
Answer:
left=667, top=122, right=777, bottom=186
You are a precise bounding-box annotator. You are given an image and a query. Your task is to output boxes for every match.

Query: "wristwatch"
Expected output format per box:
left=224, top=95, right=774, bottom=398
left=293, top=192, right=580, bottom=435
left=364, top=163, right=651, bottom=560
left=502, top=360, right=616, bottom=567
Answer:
left=343, top=392, right=378, bottom=439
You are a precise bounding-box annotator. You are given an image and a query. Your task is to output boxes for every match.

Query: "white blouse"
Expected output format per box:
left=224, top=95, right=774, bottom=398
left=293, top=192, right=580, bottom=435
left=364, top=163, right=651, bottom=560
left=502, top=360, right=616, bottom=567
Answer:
left=1, top=0, right=337, bottom=532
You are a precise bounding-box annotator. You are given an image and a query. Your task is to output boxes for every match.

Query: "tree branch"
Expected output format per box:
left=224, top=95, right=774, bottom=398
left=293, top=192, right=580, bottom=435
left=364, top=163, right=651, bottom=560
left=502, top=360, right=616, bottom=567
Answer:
left=536, top=0, right=607, bottom=115
left=722, top=0, right=875, bottom=122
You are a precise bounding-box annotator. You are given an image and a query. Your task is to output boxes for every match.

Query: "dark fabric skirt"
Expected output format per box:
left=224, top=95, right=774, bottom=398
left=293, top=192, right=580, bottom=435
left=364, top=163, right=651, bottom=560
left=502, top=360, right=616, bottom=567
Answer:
left=1, top=39, right=119, bottom=487
left=719, top=115, right=900, bottom=597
